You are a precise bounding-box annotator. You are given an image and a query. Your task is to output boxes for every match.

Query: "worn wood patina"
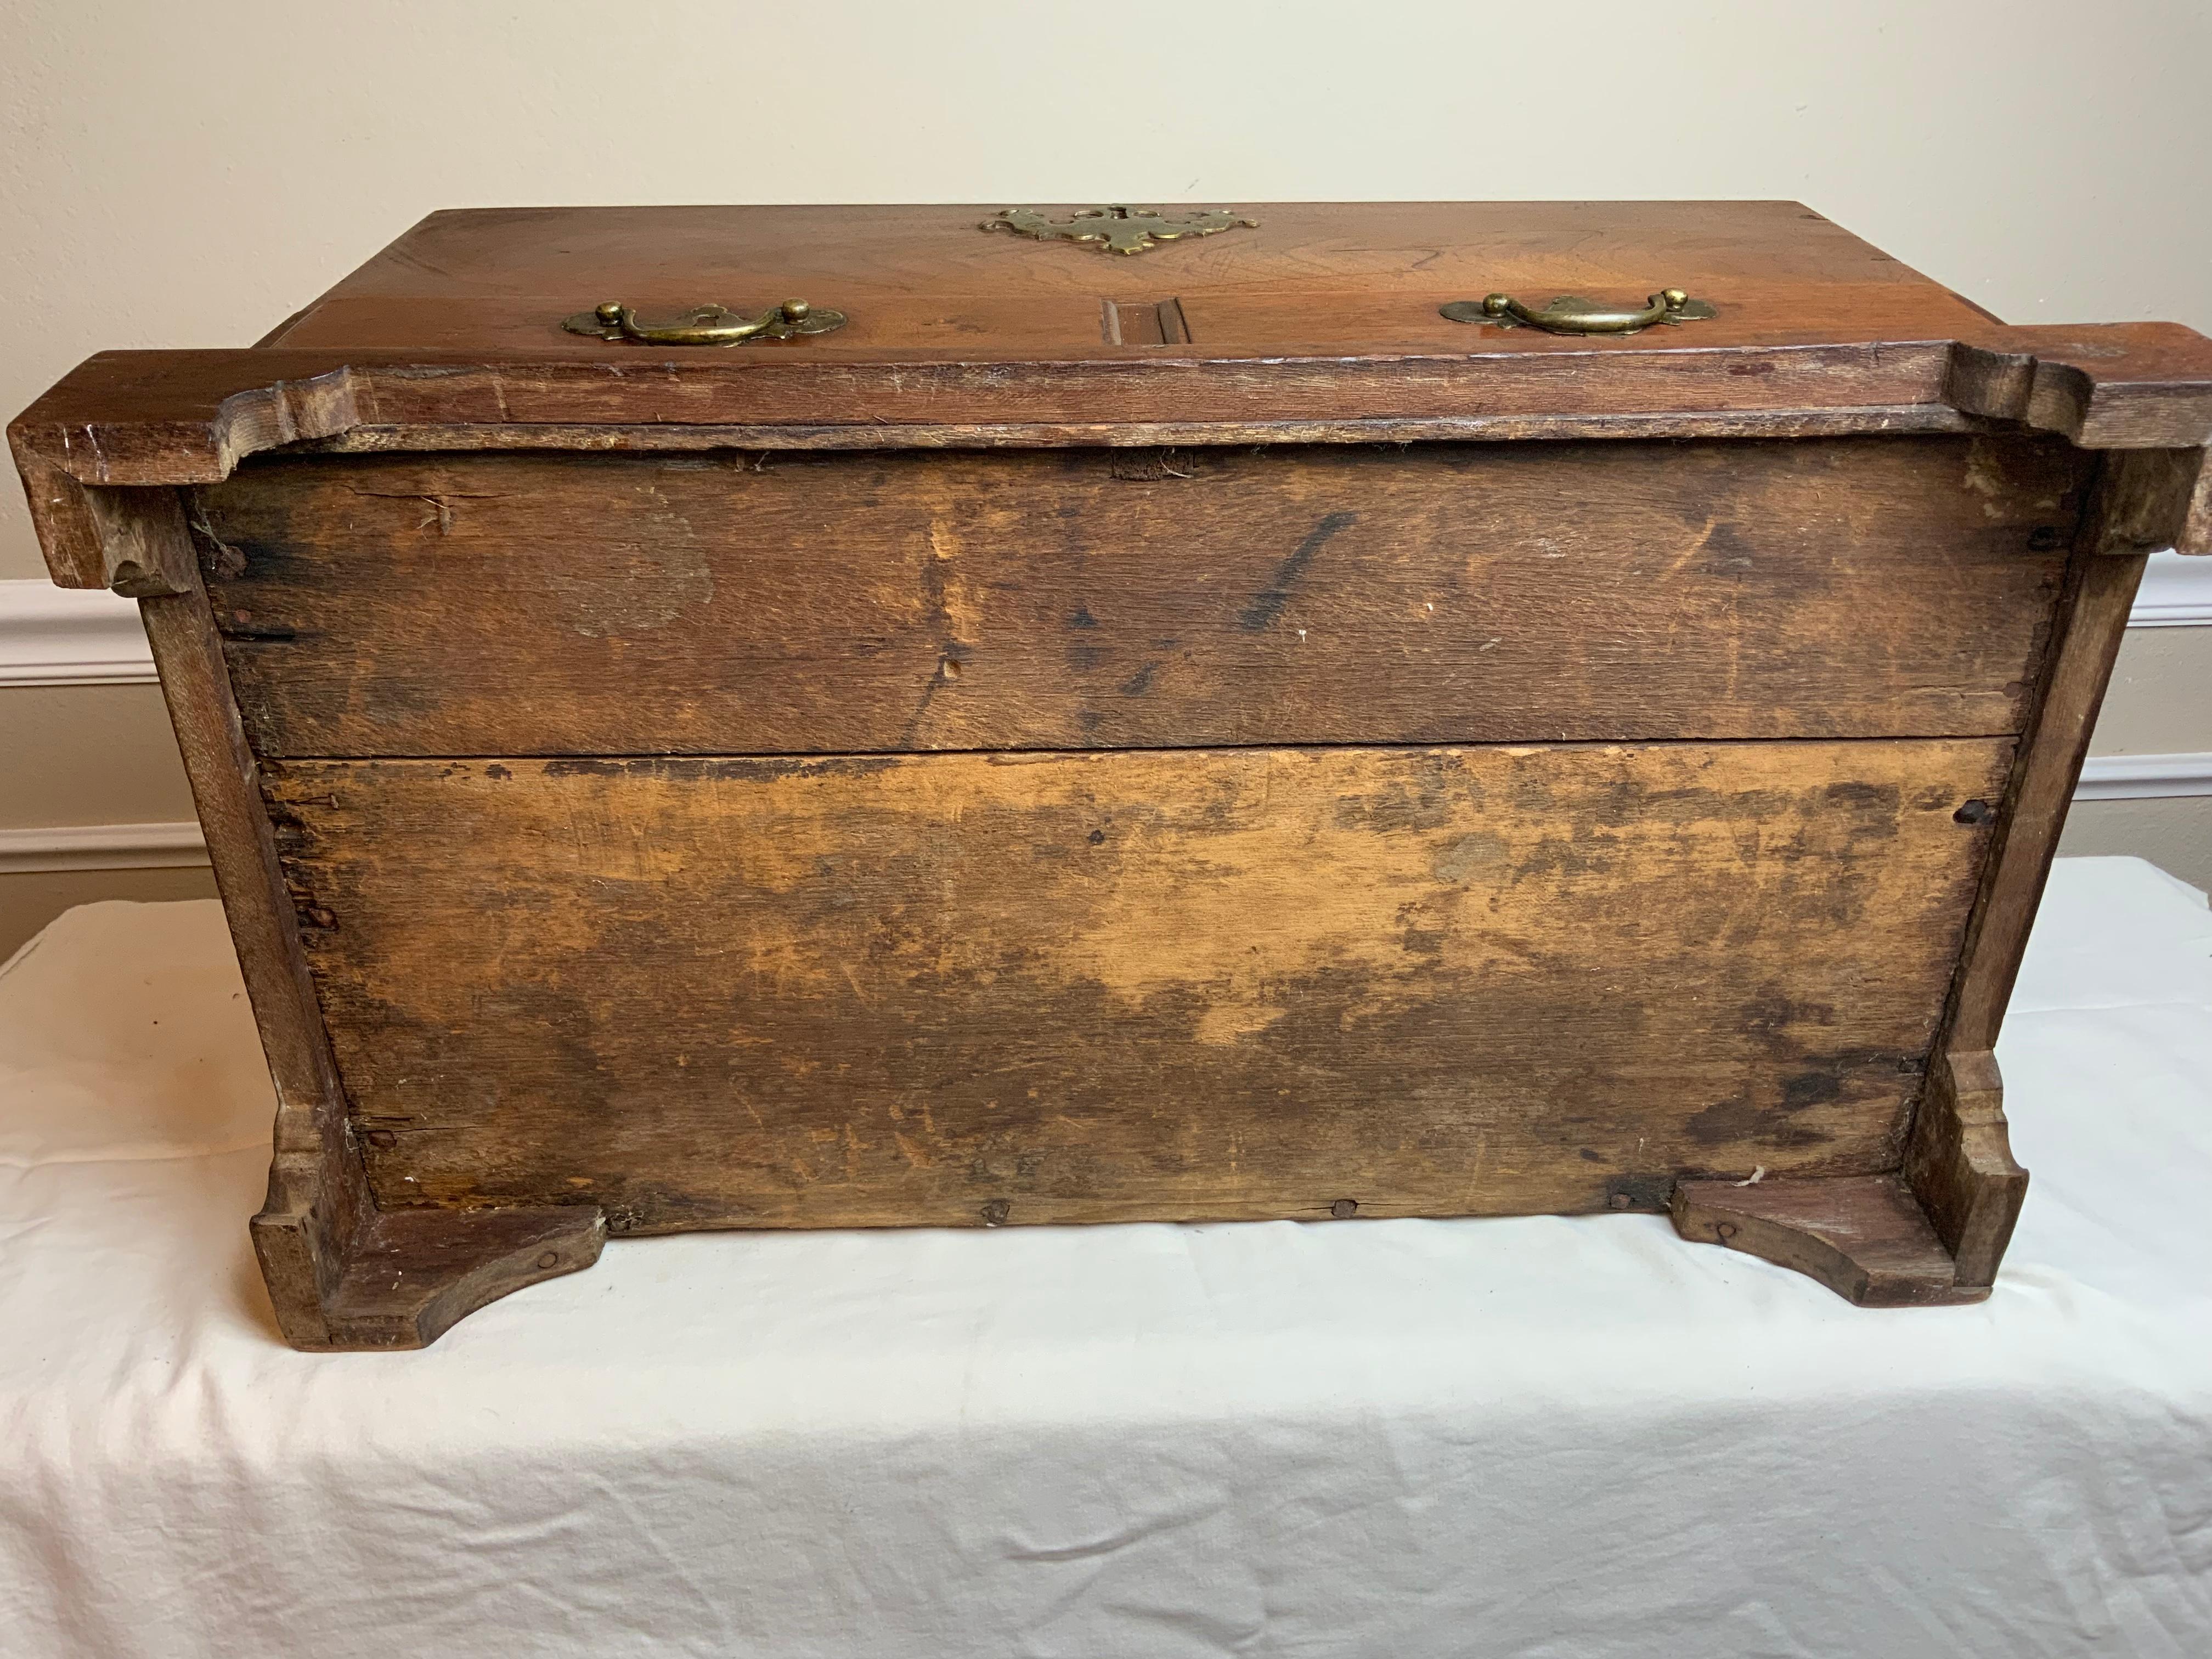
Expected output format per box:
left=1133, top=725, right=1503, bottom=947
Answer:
left=12, top=202, right=2210, bottom=1347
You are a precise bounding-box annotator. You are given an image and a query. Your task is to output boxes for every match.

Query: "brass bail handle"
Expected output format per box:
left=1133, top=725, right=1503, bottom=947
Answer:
left=1441, top=289, right=1717, bottom=336
left=561, top=298, right=849, bottom=346
left=600, top=298, right=799, bottom=346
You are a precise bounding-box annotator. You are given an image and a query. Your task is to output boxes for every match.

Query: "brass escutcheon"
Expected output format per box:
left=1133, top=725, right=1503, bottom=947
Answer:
left=562, top=298, right=848, bottom=346
left=981, top=204, right=1259, bottom=256
left=1441, top=289, right=1718, bottom=336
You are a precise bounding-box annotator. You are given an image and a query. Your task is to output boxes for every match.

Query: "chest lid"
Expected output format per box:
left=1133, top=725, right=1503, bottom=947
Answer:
left=13, top=201, right=2212, bottom=592
left=270, top=200, right=1999, bottom=357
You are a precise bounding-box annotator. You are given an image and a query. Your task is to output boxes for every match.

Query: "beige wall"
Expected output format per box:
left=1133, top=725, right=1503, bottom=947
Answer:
left=2056, top=627, right=2212, bottom=885
left=0, top=686, right=195, bottom=831
left=3, top=0, right=2209, bottom=952
left=2077, top=629, right=2212, bottom=759
left=0, top=686, right=214, bottom=955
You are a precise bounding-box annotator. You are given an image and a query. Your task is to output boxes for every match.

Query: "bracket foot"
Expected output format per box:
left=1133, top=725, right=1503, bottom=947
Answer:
left=1671, top=1174, right=1990, bottom=1307
left=255, top=1203, right=606, bottom=1351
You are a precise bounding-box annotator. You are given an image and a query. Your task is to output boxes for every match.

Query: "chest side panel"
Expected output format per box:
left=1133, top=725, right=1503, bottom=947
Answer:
left=267, top=739, right=2012, bottom=1229
left=197, top=436, right=2081, bottom=757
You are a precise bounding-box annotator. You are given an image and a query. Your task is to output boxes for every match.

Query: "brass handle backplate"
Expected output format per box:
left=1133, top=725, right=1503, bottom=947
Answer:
left=561, top=299, right=848, bottom=346
left=1440, top=289, right=1717, bottom=336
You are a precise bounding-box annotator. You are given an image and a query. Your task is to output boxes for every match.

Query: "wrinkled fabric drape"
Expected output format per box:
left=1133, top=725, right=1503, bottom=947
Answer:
left=2, top=857, right=2208, bottom=1658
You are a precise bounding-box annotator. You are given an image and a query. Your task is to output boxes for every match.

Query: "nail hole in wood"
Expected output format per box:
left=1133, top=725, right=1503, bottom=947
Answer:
left=1330, top=1198, right=1358, bottom=1218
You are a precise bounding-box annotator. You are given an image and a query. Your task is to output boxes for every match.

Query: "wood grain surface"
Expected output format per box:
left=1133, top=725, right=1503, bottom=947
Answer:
left=200, top=436, right=2082, bottom=758
left=1943, top=547, right=2146, bottom=1055
left=306, top=200, right=1967, bottom=294
left=1671, top=1173, right=1984, bottom=1306
left=137, top=567, right=369, bottom=1347
left=264, top=738, right=2013, bottom=1232
left=268, top=201, right=1998, bottom=354
left=139, top=558, right=605, bottom=1350
left=1900, top=505, right=2154, bottom=1290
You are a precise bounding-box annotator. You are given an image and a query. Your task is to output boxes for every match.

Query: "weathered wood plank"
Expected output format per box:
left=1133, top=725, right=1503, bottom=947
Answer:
left=15, top=320, right=2209, bottom=530
left=1672, top=1174, right=1984, bottom=1306
left=138, top=546, right=605, bottom=1351
left=289, top=408, right=1987, bottom=456
left=138, top=559, right=366, bottom=1349
left=1903, top=483, right=2154, bottom=1286
left=202, top=437, right=2082, bottom=758
left=1943, top=548, right=2146, bottom=1053
left=264, top=738, right=2013, bottom=1232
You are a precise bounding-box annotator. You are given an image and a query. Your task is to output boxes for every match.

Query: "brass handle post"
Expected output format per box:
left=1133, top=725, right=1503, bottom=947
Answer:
left=561, top=299, right=848, bottom=346
left=1440, top=289, right=1717, bottom=336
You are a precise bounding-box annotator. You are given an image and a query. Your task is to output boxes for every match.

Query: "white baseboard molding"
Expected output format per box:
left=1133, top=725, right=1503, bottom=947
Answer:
left=1, top=552, right=2208, bottom=689
left=2132, top=551, right=2212, bottom=628
left=0, top=581, right=155, bottom=686
left=0, top=822, right=211, bottom=874
left=2074, top=752, right=2212, bottom=802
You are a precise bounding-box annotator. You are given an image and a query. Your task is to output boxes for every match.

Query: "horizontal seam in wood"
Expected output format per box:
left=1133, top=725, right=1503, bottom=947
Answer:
left=258, top=733, right=2028, bottom=765
left=274, top=405, right=1982, bottom=449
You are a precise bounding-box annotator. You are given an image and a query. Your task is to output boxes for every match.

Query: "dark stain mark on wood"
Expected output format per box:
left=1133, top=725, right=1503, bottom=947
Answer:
left=1238, top=511, right=1357, bottom=632
left=191, top=521, right=250, bottom=579
left=537, top=755, right=902, bottom=783
left=1605, top=1173, right=1675, bottom=1212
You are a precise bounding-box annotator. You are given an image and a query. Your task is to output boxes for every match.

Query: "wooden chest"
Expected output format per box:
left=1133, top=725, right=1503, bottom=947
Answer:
left=14, top=202, right=2210, bottom=1349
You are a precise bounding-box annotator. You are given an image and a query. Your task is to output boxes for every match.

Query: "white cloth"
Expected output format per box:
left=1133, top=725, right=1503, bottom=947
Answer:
left=1, top=857, right=2208, bottom=1659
